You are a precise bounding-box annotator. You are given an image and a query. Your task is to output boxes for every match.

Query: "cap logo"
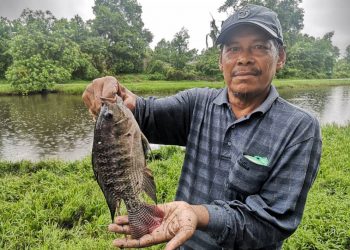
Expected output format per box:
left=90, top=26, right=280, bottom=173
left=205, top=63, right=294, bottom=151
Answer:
left=238, top=6, right=250, bottom=19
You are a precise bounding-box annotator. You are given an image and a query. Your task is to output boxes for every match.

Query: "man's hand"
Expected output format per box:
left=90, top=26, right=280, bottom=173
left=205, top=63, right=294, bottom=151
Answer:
left=82, top=76, right=136, bottom=118
left=108, top=201, right=209, bottom=250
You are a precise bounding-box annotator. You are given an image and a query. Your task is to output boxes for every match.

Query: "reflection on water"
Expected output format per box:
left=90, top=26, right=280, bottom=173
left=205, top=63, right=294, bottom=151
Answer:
left=0, top=94, right=94, bottom=162
left=0, top=85, right=349, bottom=161
left=280, top=86, right=350, bottom=126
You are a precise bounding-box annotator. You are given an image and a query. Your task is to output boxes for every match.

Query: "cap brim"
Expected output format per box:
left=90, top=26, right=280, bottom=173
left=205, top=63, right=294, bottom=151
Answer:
left=216, top=21, right=282, bottom=45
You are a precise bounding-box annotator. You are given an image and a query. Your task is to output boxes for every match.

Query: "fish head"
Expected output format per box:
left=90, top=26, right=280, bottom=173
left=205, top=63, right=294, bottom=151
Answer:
left=96, top=96, right=130, bottom=129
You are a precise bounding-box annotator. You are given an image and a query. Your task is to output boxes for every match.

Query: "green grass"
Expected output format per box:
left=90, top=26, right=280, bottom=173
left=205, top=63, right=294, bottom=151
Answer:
left=0, top=126, right=349, bottom=249
left=0, top=146, right=184, bottom=250
left=283, top=125, right=350, bottom=250
left=1, top=77, right=350, bottom=96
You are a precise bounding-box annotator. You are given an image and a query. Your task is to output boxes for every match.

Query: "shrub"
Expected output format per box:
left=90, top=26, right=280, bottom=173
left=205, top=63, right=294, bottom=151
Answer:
left=5, top=55, right=70, bottom=94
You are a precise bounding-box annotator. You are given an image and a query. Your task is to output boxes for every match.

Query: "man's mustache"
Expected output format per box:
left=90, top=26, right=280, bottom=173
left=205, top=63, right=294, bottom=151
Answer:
left=231, top=68, right=262, bottom=76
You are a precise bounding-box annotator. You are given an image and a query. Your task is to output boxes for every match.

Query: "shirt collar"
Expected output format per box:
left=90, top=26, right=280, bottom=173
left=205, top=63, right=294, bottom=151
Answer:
left=213, top=85, right=279, bottom=115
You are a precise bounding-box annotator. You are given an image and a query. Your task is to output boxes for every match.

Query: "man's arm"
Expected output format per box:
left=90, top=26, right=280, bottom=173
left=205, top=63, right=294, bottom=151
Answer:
left=133, top=90, right=196, bottom=145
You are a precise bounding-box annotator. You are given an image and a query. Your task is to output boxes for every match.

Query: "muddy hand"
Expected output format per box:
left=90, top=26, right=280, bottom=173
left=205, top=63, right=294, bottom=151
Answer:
left=82, top=76, right=136, bottom=119
left=108, top=201, right=209, bottom=250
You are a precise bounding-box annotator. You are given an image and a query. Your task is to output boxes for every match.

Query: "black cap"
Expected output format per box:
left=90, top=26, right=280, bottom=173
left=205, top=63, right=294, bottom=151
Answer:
left=216, top=4, right=283, bottom=45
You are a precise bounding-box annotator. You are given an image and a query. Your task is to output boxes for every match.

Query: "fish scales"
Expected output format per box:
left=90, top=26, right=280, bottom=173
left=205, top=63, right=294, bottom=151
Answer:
left=92, top=95, right=163, bottom=239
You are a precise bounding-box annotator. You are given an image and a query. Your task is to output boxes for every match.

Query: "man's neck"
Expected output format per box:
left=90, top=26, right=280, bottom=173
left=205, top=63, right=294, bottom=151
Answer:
left=228, top=89, right=269, bottom=119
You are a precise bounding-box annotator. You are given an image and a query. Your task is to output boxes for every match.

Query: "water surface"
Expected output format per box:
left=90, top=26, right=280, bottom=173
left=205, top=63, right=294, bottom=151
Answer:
left=1, top=85, right=349, bottom=162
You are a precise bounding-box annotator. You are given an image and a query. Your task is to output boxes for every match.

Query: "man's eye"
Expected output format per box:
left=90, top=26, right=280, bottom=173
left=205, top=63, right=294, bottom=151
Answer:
left=229, top=47, right=240, bottom=53
left=253, top=44, right=268, bottom=50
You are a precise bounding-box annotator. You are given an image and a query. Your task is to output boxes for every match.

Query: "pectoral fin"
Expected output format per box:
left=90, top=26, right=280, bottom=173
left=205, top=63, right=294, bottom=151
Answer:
left=143, top=167, right=157, bottom=203
left=141, top=132, right=151, bottom=156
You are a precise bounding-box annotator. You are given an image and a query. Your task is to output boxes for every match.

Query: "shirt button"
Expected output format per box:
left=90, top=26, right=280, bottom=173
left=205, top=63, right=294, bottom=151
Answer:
left=228, top=142, right=231, bottom=146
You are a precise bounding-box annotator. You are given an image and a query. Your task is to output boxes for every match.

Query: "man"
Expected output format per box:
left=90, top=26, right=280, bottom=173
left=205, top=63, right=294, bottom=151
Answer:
left=83, top=4, right=321, bottom=250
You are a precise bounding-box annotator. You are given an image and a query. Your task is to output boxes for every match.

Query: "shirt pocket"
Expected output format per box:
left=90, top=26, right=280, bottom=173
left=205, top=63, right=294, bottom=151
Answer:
left=226, top=154, right=270, bottom=196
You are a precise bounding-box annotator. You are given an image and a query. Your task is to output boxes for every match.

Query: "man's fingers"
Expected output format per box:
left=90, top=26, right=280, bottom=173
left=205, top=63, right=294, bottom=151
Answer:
left=114, top=215, right=129, bottom=224
left=82, top=83, right=94, bottom=107
left=108, top=224, right=131, bottom=234
left=164, top=227, right=194, bottom=250
left=101, top=77, right=119, bottom=98
left=113, top=233, right=165, bottom=248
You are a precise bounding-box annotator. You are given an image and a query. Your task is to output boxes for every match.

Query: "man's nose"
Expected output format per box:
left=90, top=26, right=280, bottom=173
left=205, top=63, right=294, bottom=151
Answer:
left=237, top=48, right=255, bottom=65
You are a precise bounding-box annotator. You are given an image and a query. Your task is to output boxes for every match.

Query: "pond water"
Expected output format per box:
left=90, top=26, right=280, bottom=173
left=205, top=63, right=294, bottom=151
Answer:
left=1, top=85, right=349, bottom=162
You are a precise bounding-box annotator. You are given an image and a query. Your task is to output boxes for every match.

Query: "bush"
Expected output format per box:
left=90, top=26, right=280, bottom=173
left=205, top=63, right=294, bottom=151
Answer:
left=195, top=47, right=221, bottom=77
left=165, top=68, right=185, bottom=81
left=5, top=55, right=71, bottom=94
left=146, top=60, right=169, bottom=74
left=147, top=73, right=166, bottom=81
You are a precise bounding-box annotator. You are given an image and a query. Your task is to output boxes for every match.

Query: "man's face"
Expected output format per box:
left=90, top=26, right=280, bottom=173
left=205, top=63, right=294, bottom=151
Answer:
left=220, top=25, right=285, bottom=100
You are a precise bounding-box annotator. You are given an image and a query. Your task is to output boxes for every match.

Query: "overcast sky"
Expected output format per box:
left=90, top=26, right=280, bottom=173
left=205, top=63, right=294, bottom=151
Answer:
left=0, top=0, right=349, bottom=54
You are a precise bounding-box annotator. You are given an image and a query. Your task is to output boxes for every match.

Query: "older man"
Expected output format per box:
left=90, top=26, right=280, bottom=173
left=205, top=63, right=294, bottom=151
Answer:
left=83, top=4, right=321, bottom=250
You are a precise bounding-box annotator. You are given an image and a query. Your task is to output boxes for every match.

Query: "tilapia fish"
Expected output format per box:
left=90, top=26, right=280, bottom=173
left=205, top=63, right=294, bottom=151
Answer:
left=92, top=96, right=163, bottom=239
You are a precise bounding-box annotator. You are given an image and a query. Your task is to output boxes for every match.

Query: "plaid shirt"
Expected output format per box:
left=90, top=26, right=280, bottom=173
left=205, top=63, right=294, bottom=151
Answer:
left=134, top=85, right=322, bottom=250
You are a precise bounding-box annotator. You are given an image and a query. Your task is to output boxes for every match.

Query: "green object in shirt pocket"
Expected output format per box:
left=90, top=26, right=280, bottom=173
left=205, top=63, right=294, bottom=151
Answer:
left=243, top=154, right=269, bottom=167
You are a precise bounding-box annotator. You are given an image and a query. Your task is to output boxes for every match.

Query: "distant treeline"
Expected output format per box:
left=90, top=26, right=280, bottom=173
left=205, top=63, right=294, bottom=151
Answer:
left=0, top=0, right=350, bottom=94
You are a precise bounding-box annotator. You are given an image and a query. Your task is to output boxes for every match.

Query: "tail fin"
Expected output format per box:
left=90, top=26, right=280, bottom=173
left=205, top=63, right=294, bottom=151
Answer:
left=128, top=204, right=164, bottom=239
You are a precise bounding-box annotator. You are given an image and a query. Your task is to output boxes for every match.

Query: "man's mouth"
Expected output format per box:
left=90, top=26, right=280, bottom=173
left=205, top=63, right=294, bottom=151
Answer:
left=232, top=69, right=261, bottom=77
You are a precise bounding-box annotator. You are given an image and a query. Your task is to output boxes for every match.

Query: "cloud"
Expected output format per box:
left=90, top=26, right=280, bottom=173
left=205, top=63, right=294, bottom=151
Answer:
left=0, top=0, right=348, bottom=53
left=0, top=0, right=94, bottom=20
left=301, top=0, right=350, bottom=54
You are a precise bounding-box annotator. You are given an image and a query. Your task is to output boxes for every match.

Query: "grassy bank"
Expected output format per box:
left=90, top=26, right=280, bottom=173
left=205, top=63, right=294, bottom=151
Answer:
left=0, top=126, right=349, bottom=249
left=1, top=77, right=350, bottom=95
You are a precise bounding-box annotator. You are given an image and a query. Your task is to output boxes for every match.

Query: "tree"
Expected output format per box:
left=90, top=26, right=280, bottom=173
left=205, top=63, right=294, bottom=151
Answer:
left=345, top=45, right=350, bottom=63
left=279, top=33, right=339, bottom=79
left=333, top=59, right=350, bottom=78
left=195, top=47, right=222, bottom=79
left=91, top=0, right=153, bottom=73
left=146, top=28, right=198, bottom=80
left=6, top=9, right=98, bottom=93
left=0, top=17, right=13, bottom=78
left=169, top=28, right=197, bottom=70
left=206, top=16, right=220, bottom=49
left=333, top=44, right=350, bottom=78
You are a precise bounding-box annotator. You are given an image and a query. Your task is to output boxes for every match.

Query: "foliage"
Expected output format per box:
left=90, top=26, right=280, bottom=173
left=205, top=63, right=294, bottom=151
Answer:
left=91, top=0, right=153, bottom=74
left=5, top=10, right=99, bottom=93
left=0, top=17, right=13, bottom=78
left=0, top=1, right=348, bottom=90
left=147, top=28, right=197, bottom=79
left=333, top=59, right=350, bottom=79
left=345, top=45, right=350, bottom=64
left=169, top=28, right=197, bottom=70
left=5, top=55, right=71, bottom=94
left=195, top=47, right=222, bottom=78
left=279, top=33, right=339, bottom=79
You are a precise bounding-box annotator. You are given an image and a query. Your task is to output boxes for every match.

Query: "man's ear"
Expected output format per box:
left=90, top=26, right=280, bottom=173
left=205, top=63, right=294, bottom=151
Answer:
left=276, top=48, right=286, bottom=72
